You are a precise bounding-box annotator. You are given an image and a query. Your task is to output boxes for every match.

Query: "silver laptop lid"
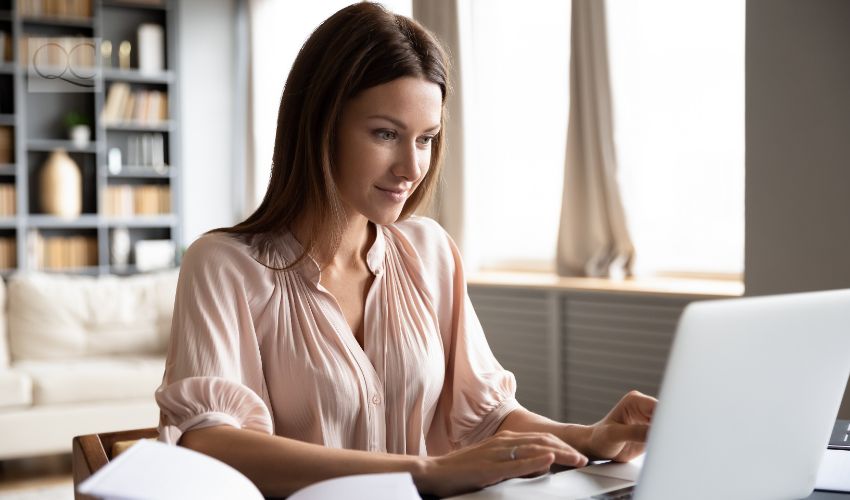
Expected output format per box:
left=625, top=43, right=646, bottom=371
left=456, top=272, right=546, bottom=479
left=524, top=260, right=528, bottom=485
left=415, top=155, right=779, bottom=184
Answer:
left=635, top=289, right=850, bottom=500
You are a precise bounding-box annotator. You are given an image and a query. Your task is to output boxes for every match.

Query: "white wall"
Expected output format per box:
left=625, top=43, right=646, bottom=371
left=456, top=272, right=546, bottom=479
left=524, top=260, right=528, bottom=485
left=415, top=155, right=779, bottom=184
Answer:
left=177, top=0, right=239, bottom=246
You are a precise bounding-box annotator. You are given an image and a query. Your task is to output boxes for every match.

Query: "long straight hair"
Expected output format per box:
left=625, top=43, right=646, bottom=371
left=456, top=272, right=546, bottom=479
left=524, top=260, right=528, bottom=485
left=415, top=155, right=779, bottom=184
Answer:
left=217, top=3, right=450, bottom=267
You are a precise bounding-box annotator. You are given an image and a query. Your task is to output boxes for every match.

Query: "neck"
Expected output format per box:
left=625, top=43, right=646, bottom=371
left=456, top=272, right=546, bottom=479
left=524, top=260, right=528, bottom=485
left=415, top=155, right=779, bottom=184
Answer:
left=292, top=212, right=374, bottom=270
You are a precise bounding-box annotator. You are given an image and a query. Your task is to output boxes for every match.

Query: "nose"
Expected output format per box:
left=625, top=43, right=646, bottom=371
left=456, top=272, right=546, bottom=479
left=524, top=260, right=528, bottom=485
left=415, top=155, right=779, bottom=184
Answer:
left=391, top=140, right=424, bottom=181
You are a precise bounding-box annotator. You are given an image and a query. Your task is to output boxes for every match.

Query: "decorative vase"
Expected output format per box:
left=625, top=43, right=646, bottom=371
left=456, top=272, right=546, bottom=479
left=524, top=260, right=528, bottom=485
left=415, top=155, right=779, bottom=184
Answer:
left=40, top=149, right=82, bottom=217
left=69, top=125, right=91, bottom=148
left=111, top=227, right=131, bottom=268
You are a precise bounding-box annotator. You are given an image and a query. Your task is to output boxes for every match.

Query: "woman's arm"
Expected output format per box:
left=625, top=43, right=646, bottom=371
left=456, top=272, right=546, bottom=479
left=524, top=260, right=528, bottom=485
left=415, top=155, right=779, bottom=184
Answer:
left=181, top=424, right=589, bottom=498
left=497, top=390, right=656, bottom=462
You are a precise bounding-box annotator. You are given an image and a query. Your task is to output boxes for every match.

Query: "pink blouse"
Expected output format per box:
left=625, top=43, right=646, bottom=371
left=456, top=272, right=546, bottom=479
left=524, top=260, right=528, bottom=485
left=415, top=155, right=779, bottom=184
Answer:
left=155, top=216, right=520, bottom=456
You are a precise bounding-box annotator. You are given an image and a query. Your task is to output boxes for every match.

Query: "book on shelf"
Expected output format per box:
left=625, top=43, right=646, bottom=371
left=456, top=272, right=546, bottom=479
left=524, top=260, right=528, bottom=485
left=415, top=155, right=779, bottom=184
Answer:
left=0, top=127, right=12, bottom=164
left=103, top=83, right=168, bottom=125
left=19, top=36, right=97, bottom=68
left=78, top=439, right=420, bottom=500
left=0, top=237, right=16, bottom=270
left=0, top=184, right=16, bottom=216
left=19, top=0, right=93, bottom=19
left=124, top=132, right=168, bottom=171
left=106, top=185, right=170, bottom=217
left=0, top=31, right=11, bottom=63
left=28, top=231, right=97, bottom=270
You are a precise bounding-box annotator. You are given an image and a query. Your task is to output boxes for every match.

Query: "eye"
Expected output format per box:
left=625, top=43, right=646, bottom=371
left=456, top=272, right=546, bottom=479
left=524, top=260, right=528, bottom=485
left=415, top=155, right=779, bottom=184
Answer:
left=417, top=135, right=435, bottom=147
left=375, top=129, right=397, bottom=141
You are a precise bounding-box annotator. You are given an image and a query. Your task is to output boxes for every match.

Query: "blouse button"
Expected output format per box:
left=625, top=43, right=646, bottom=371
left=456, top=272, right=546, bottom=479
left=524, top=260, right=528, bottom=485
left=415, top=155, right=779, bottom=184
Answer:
left=371, top=394, right=381, bottom=405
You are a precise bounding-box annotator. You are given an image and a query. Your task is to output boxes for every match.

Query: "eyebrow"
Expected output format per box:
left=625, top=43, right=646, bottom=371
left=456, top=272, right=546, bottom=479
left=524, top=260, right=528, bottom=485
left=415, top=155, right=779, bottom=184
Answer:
left=367, top=114, right=441, bottom=133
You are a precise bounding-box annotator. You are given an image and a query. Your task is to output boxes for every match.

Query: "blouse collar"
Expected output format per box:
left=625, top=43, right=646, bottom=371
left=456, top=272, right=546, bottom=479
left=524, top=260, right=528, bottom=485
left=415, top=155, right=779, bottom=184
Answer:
left=276, top=223, right=386, bottom=285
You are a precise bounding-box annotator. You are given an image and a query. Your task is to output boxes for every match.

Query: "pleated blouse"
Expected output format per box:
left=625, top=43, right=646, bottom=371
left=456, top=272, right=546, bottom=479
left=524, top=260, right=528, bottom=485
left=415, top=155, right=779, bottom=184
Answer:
left=155, top=216, right=521, bottom=456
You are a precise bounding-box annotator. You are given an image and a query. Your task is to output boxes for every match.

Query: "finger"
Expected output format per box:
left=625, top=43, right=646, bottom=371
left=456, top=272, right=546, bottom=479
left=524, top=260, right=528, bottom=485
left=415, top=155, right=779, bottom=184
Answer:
left=605, top=423, right=650, bottom=443
left=626, top=391, right=657, bottom=421
left=613, top=443, right=647, bottom=463
left=498, top=432, right=575, bottom=454
left=512, top=444, right=587, bottom=468
left=491, top=452, right=555, bottom=483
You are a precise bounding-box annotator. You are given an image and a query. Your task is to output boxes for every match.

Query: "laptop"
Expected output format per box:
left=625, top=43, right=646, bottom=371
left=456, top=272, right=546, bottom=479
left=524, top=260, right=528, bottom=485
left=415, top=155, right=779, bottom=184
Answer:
left=449, top=289, right=850, bottom=500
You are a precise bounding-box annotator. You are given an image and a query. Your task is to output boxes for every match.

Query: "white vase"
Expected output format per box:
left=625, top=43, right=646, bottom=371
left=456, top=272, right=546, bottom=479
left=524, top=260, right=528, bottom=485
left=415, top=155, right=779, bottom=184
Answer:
left=69, top=125, right=90, bottom=148
left=111, top=227, right=131, bottom=268
left=40, top=149, right=82, bottom=217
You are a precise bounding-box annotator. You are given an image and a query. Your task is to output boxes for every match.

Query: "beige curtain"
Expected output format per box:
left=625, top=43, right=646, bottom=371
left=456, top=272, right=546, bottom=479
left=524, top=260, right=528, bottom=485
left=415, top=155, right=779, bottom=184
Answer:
left=556, top=0, right=634, bottom=278
left=412, top=0, right=466, bottom=252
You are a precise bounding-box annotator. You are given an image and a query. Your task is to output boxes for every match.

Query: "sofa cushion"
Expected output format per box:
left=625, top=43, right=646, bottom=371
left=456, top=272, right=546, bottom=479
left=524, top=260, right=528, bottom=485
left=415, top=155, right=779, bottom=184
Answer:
left=13, top=356, right=165, bottom=405
left=7, top=270, right=178, bottom=361
left=0, top=369, right=32, bottom=408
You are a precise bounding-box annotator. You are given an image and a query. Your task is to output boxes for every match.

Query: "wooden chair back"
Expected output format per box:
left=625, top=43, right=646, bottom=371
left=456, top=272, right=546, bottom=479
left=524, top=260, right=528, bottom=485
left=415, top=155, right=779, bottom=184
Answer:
left=72, top=427, right=159, bottom=500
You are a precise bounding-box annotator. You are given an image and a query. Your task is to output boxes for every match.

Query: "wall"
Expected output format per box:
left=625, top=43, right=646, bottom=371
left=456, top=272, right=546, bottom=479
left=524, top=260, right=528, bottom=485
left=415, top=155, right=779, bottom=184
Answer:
left=745, top=0, right=850, bottom=417
left=177, top=0, right=239, bottom=246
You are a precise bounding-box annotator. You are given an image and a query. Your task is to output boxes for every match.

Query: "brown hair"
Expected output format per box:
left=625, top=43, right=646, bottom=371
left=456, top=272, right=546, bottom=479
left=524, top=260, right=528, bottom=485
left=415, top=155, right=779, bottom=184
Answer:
left=217, top=2, right=450, bottom=266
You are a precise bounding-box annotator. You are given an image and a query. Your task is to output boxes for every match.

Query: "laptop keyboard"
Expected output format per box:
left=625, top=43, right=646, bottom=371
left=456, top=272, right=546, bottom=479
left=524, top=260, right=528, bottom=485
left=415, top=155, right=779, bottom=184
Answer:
left=580, top=485, right=635, bottom=499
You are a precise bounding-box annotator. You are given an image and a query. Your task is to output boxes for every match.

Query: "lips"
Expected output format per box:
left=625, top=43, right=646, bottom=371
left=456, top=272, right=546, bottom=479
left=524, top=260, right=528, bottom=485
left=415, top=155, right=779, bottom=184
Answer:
left=376, top=186, right=409, bottom=196
left=376, top=185, right=410, bottom=203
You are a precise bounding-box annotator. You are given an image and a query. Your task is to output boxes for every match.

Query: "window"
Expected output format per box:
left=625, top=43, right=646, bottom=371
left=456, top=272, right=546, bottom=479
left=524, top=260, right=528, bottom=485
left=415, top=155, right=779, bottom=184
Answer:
left=249, top=1, right=412, bottom=209
left=606, top=0, right=745, bottom=277
left=460, top=0, right=571, bottom=272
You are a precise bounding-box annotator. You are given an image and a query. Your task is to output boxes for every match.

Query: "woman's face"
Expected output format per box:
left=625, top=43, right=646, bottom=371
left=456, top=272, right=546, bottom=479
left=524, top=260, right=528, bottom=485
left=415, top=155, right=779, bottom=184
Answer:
left=334, top=76, right=443, bottom=226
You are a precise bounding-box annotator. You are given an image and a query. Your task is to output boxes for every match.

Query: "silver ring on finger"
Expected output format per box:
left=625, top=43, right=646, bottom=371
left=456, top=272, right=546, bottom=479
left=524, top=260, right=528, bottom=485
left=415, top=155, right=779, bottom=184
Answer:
left=509, top=445, right=518, bottom=460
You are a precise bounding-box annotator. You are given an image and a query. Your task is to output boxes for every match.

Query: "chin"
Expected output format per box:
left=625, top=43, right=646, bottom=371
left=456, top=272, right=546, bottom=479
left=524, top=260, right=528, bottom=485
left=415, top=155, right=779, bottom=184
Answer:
left=367, top=208, right=405, bottom=226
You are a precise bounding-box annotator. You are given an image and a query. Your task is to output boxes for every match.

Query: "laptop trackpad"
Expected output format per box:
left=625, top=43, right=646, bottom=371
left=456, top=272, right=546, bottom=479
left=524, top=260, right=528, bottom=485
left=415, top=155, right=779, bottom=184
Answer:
left=447, top=470, right=633, bottom=499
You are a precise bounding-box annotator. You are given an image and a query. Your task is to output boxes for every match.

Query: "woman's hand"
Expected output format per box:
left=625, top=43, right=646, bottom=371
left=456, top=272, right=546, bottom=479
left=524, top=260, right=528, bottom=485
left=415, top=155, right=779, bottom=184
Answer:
left=416, top=430, right=588, bottom=497
left=584, top=390, right=657, bottom=462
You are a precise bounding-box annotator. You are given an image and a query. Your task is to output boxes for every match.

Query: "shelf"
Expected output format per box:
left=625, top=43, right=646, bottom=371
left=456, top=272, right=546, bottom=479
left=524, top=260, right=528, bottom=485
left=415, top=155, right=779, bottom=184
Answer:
left=28, top=139, right=99, bottom=154
left=0, top=114, right=15, bottom=126
left=104, top=121, right=173, bottom=133
left=107, top=166, right=170, bottom=178
left=0, top=164, right=15, bottom=175
left=102, top=0, right=168, bottom=10
left=28, top=214, right=100, bottom=228
left=0, top=63, right=14, bottom=74
left=105, top=214, right=176, bottom=227
left=102, top=68, right=174, bottom=84
left=38, top=266, right=101, bottom=276
left=0, top=218, right=16, bottom=229
left=21, top=15, right=95, bottom=29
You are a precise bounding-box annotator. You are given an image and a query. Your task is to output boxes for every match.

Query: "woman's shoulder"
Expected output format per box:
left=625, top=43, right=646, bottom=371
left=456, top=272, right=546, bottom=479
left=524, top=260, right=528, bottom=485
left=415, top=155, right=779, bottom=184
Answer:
left=388, top=216, right=452, bottom=250
left=185, top=231, right=253, bottom=259
left=386, top=216, right=458, bottom=271
left=181, top=231, right=261, bottom=276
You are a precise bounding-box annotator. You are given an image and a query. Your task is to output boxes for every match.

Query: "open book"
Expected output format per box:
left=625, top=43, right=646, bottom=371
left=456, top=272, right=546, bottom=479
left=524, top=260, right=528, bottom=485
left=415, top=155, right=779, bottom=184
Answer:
left=78, top=439, right=421, bottom=500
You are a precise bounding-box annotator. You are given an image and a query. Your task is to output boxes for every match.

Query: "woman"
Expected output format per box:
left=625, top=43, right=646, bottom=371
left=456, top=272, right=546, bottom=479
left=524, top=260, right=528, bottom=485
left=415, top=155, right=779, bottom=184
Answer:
left=156, top=3, right=655, bottom=497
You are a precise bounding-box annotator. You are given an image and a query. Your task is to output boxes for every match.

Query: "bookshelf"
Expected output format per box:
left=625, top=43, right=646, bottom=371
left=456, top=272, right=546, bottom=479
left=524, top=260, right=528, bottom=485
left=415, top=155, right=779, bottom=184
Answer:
left=0, top=0, right=180, bottom=275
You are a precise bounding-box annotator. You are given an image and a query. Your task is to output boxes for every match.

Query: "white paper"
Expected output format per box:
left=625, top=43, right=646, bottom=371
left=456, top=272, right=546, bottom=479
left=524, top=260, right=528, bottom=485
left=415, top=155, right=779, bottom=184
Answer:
left=289, top=472, right=420, bottom=500
left=79, top=439, right=422, bottom=500
left=816, top=449, right=850, bottom=492
left=77, top=439, right=264, bottom=500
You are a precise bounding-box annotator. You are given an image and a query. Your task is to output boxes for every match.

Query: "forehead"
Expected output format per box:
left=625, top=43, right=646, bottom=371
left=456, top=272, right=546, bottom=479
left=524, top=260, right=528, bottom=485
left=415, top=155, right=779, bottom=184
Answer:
left=344, top=77, right=443, bottom=128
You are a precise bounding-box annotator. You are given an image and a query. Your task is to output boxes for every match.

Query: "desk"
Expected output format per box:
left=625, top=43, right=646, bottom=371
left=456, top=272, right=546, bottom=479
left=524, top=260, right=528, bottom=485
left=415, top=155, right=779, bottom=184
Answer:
left=444, top=461, right=850, bottom=500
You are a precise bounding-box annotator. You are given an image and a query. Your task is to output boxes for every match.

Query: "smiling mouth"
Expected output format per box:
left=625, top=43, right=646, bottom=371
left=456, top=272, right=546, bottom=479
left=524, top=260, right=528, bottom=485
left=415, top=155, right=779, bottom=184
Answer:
left=376, top=186, right=410, bottom=202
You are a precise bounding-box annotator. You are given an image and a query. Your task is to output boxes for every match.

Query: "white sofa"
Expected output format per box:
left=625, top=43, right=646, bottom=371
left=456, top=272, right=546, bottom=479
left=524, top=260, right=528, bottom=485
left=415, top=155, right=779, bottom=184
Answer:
left=0, top=270, right=178, bottom=460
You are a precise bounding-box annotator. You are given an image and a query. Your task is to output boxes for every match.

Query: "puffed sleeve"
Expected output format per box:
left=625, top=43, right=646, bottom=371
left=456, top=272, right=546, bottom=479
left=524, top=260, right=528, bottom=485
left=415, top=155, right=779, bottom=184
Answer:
left=401, top=218, right=522, bottom=454
left=155, top=234, right=274, bottom=445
